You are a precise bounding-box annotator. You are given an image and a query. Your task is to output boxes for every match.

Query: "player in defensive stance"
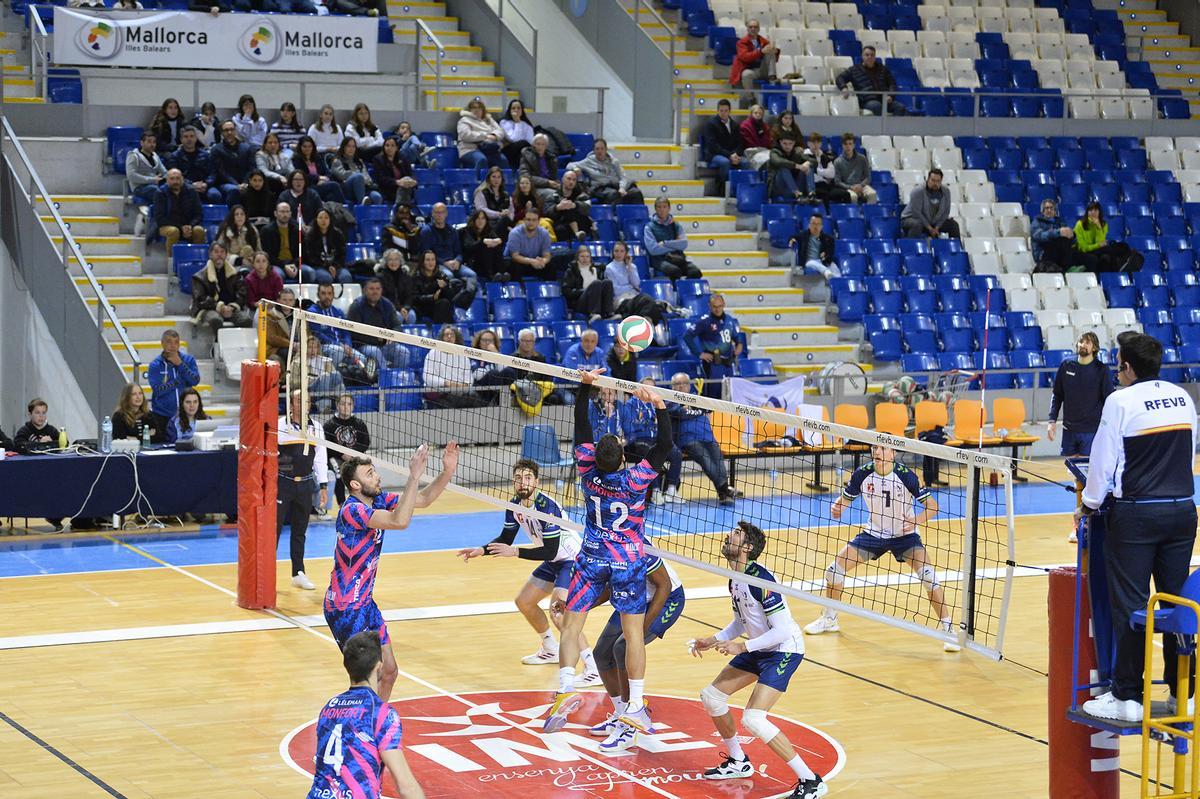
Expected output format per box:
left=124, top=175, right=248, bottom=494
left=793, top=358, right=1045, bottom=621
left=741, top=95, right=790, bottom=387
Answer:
left=804, top=443, right=960, bottom=652
left=326, top=443, right=459, bottom=701
left=692, top=521, right=825, bottom=799
left=457, top=458, right=601, bottom=685
left=307, top=630, right=425, bottom=799
left=585, top=554, right=686, bottom=753
left=543, top=368, right=673, bottom=735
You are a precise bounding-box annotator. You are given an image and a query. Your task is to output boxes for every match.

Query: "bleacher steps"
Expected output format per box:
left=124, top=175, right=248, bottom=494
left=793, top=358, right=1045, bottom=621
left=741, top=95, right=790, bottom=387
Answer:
left=74, top=275, right=168, bottom=298
left=760, top=342, right=860, bottom=365
left=419, top=74, right=506, bottom=88
left=612, top=143, right=680, bottom=166
left=647, top=196, right=724, bottom=215
left=2, top=77, right=36, bottom=98
left=103, top=316, right=194, bottom=343
left=730, top=305, right=825, bottom=325
left=420, top=44, right=483, bottom=62
left=675, top=214, right=737, bottom=234
left=38, top=195, right=125, bottom=217
left=52, top=234, right=144, bottom=257
left=743, top=324, right=841, bottom=347
left=683, top=231, right=757, bottom=252
left=87, top=295, right=164, bottom=318
left=386, top=0, right=446, bottom=15
left=390, top=16, right=458, bottom=33
left=640, top=179, right=707, bottom=198
left=690, top=250, right=770, bottom=270
left=623, top=163, right=686, bottom=181
left=423, top=59, right=497, bottom=79
left=702, top=267, right=790, bottom=290
left=67, top=255, right=143, bottom=278
left=40, top=215, right=120, bottom=237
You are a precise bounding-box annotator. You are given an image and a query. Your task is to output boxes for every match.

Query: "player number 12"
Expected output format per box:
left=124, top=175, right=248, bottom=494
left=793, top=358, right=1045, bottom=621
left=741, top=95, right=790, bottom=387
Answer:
left=590, top=496, right=630, bottom=532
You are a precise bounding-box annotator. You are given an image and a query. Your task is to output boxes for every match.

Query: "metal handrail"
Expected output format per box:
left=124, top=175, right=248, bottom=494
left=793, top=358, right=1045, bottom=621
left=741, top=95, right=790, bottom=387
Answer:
left=30, top=5, right=49, bottom=101
left=414, top=17, right=445, bottom=111
left=0, top=116, right=140, bottom=380
left=628, top=0, right=677, bottom=138
left=497, top=0, right=538, bottom=64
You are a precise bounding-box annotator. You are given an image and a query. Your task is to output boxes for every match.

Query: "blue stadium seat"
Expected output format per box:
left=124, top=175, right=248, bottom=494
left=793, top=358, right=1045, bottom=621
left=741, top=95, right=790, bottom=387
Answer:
left=870, top=254, right=903, bottom=278
left=838, top=218, right=867, bottom=240
left=1009, top=350, right=1045, bottom=389
left=637, top=361, right=666, bottom=383
left=869, top=217, right=901, bottom=239
left=676, top=278, right=710, bottom=299
left=642, top=279, right=677, bottom=305
left=735, top=182, right=766, bottom=214
left=939, top=352, right=975, bottom=371
left=975, top=351, right=1015, bottom=389
left=740, top=358, right=778, bottom=379
left=903, top=353, right=940, bottom=373
left=615, top=205, right=650, bottom=224
left=492, top=297, right=530, bottom=323
left=869, top=330, right=904, bottom=361
left=1175, top=285, right=1200, bottom=308
left=531, top=296, right=566, bottom=322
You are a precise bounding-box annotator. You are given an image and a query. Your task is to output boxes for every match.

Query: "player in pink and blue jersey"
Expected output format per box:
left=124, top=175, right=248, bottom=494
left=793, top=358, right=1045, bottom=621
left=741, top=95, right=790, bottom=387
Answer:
left=325, top=443, right=459, bottom=701
left=544, top=368, right=673, bottom=736
left=307, top=630, right=425, bottom=799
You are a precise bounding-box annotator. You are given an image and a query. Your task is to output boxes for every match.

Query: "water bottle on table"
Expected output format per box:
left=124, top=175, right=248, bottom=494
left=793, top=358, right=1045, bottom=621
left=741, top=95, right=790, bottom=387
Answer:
left=100, top=416, right=112, bottom=454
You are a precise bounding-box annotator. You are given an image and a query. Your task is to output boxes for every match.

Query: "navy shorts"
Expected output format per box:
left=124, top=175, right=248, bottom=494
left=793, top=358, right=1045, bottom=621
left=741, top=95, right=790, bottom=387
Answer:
left=604, top=585, right=686, bottom=640
left=566, top=554, right=649, bottom=614
left=530, top=559, right=575, bottom=591
left=729, top=650, right=803, bottom=691
left=325, top=601, right=390, bottom=650
left=850, top=531, right=925, bottom=562
left=1060, top=428, right=1096, bottom=458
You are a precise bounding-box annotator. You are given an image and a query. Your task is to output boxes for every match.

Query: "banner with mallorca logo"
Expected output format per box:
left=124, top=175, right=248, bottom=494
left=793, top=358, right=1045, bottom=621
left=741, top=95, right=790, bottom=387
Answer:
left=53, top=7, right=377, bottom=73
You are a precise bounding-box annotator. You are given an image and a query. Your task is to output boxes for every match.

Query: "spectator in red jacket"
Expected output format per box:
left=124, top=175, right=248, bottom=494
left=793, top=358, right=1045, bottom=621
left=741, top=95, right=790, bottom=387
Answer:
left=739, top=103, right=773, bottom=170
left=729, top=20, right=777, bottom=109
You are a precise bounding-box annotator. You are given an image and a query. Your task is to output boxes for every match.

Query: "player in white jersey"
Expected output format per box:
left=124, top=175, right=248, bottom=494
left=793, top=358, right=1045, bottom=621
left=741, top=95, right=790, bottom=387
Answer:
left=692, top=521, right=825, bottom=799
left=804, top=444, right=959, bottom=652
left=457, top=458, right=599, bottom=684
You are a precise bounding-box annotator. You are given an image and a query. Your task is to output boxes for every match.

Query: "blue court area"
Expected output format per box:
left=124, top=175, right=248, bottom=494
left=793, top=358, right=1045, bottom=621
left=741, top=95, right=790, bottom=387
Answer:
left=3, top=476, right=1198, bottom=579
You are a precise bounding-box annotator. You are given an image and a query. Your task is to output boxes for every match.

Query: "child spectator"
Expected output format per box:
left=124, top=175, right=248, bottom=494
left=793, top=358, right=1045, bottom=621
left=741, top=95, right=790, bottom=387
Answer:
left=270, top=101, right=306, bottom=156
left=14, top=397, right=61, bottom=454
left=149, top=98, right=184, bottom=154
left=230, top=94, right=268, bottom=148
left=346, top=103, right=384, bottom=161
left=255, top=132, right=291, bottom=193
left=372, top=136, right=417, bottom=206
left=166, top=388, right=207, bottom=445
left=328, top=137, right=382, bottom=205
left=307, top=104, right=343, bottom=153
left=190, top=101, right=220, bottom=147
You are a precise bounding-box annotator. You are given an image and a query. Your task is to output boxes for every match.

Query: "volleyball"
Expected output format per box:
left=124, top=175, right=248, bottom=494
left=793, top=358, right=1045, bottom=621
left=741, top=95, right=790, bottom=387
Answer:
left=616, top=315, right=654, bottom=352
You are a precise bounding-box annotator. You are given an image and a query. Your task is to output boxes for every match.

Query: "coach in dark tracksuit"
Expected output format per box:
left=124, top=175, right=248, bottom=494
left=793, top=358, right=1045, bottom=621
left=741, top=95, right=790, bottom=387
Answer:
left=1078, top=332, right=1198, bottom=722
left=1047, top=331, right=1113, bottom=458
left=277, top=391, right=329, bottom=591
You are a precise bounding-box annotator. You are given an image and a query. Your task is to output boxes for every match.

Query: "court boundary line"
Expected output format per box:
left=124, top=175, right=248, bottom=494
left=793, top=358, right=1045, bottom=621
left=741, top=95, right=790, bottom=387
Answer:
left=0, top=709, right=130, bottom=798
left=96, top=535, right=686, bottom=799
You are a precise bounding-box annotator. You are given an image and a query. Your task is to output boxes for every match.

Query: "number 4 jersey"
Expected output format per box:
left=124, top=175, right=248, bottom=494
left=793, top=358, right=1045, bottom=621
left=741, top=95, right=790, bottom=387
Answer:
left=307, top=685, right=402, bottom=799
left=575, top=442, right=658, bottom=563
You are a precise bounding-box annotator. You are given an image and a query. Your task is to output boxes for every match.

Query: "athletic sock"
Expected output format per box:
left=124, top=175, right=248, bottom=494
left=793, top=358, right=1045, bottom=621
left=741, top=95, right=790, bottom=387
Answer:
left=940, top=617, right=953, bottom=632
left=609, top=695, right=627, bottom=714
left=723, top=736, right=746, bottom=761
left=558, top=667, right=575, bottom=694
left=627, top=679, right=645, bottom=709
left=540, top=629, right=558, bottom=650
left=786, top=754, right=817, bottom=781
left=581, top=648, right=597, bottom=673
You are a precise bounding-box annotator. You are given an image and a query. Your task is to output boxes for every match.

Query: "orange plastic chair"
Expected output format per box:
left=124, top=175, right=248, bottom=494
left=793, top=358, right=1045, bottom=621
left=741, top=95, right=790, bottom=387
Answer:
left=712, top=410, right=755, bottom=455
left=834, top=403, right=871, bottom=452
left=915, top=400, right=962, bottom=447
left=954, top=399, right=1002, bottom=446
left=755, top=407, right=802, bottom=453
left=874, top=402, right=909, bottom=437
left=993, top=398, right=1040, bottom=445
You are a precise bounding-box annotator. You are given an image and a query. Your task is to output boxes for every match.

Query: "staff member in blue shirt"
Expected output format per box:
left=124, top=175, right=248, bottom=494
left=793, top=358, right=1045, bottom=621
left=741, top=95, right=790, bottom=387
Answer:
left=147, top=329, right=201, bottom=434
left=685, top=293, right=743, bottom=400
left=1077, top=332, right=1198, bottom=722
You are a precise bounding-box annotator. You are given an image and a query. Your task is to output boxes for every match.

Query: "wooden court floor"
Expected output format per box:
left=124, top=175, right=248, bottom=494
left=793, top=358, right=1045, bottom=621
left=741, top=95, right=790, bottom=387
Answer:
left=0, top=458, right=1192, bottom=798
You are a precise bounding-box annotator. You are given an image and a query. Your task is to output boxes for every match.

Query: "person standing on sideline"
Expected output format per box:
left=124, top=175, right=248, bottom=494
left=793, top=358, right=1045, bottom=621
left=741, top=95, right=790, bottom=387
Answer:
left=1048, top=331, right=1114, bottom=543
left=691, top=520, right=825, bottom=799
left=1078, top=332, right=1198, bottom=722
left=686, top=293, right=743, bottom=399
left=324, top=393, right=370, bottom=507
left=277, top=390, right=329, bottom=591
left=147, top=329, right=200, bottom=433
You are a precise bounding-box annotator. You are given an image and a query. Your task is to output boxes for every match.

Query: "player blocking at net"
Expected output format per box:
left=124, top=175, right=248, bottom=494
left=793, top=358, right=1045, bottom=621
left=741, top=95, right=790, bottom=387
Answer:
left=544, top=368, right=674, bottom=735
left=325, top=443, right=459, bottom=702
left=804, top=443, right=960, bottom=652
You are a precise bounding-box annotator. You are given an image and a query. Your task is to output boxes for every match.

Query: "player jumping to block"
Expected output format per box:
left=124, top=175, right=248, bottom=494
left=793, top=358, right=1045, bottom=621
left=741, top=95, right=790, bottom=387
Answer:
left=804, top=443, right=960, bottom=653
left=457, top=458, right=601, bottom=686
left=325, top=443, right=460, bottom=701
left=543, top=368, right=673, bottom=735
left=307, top=630, right=425, bottom=799
left=692, top=521, right=825, bottom=799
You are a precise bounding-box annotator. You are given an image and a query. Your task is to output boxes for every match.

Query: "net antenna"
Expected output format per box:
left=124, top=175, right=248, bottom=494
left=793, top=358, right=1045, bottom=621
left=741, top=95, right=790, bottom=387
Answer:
left=282, top=306, right=1018, bottom=659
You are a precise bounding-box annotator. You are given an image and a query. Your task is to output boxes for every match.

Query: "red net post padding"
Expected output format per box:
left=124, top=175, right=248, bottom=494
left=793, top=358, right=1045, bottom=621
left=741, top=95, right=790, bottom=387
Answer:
left=237, top=359, right=279, bottom=609
left=1048, top=566, right=1120, bottom=798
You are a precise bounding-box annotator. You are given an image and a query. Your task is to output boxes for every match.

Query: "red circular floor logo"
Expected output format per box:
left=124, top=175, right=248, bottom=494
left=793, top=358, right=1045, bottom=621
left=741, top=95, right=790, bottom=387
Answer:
left=282, top=690, right=844, bottom=798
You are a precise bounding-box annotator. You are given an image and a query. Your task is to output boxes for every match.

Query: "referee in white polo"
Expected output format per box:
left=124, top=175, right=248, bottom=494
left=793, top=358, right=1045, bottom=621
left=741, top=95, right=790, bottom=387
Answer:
left=1077, top=332, right=1197, bottom=722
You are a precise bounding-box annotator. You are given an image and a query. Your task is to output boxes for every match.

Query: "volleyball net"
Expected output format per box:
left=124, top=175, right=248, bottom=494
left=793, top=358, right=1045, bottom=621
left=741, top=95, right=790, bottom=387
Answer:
left=283, top=306, right=1017, bottom=659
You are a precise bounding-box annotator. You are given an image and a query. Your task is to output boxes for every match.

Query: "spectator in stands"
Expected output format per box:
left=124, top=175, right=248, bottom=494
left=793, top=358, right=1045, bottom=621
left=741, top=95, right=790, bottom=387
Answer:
left=420, top=202, right=477, bottom=294
left=836, top=46, right=906, bottom=117
left=833, top=133, right=876, bottom=204
left=901, top=169, right=960, bottom=240
left=279, top=170, right=323, bottom=228
left=168, top=126, right=220, bottom=207
left=191, top=241, right=250, bottom=339
left=645, top=196, right=703, bottom=281
left=292, top=135, right=346, bottom=203
left=348, top=278, right=410, bottom=370
left=498, top=99, right=535, bottom=169
left=215, top=205, right=259, bottom=264
left=329, top=137, right=383, bottom=205
left=149, top=98, right=184, bottom=154
left=624, top=376, right=683, bottom=504
left=668, top=372, right=735, bottom=505
left=807, top=131, right=847, bottom=206
left=127, top=130, right=167, bottom=207
left=729, top=19, right=777, bottom=108
left=14, top=397, right=61, bottom=454
left=255, top=132, right=291, bottom=193
left=766, top=135, right=816, bottom=203
left=504, top=206, right=554, bottom=281
left=148, top=329, right=200, bottom=431
left=261, top=202, right=311, bottom=283
left=566, top=138, right=644, bottom=206
left=513, top=327, right=549, bottom=376
left=1032, top=199, right=1080, bottom=272
left=382, top=202, right=422, bottom=260
left=307, top=104, right=343, bottom=154
left=461, top=209, right=506, bottom=283
left=212, top=120, right=257, bottom=205
left=589, top=385, right=626, bottom=442
left=468, top=329, right=516, bottom=402
left=166, top=388, right=207, bottom=446
left=457, top=99, right=506, bottom=171
left=310, top=282, right=378, bottom=377
left=230, top=94, right=267, bottom=148
left=474, top=166, right=513, bottom=232
left=373, top=137, right=417, bottom=207
left=562, top=329, right=605, bottom=403
left=607, top=338, right=639, bottom=383
left=519, top=134, right=563, bottom=207
left=607, top=240, right=662, bottom=324
left=244, top=250, right=282, bottom=307
left=413, top=248, right=473, bottom=324
left=562, top=245, right=615, bottom=322
left=375, top=249, right=416, bottom=322
left=686, top=293, right=743, bottom=400
left=190, top=101, right=219, bottom=148
left=266, top=288, right=296, bottom=365
left=1073, top=201, right=1122, bottom=272
left=790, top=212, right=838, bottom=280
left=153, top=168, right=206, bottom=253
left=393, top=120, right=428, bottom=167
left=346, top=103, right=384, bottom=161
left=324, top=393, right=371, bottom=506
left=548, top=170, right=594, bottom=242
left=271, top=102, right=305, bottom=157
left=304, top=208, right=353, bottom=284
left=703, top=99, right=744, bottom=193
left=740, top=104, right=773, bottom=170
left=191, top=0, right=253, bottom=15
left=511, top=174, right=542, bottom=226
left=423, top=325, right=489, bottom=408
left=769, top=109, right=799, bottom=144
left=112, top=382, right=161, bottom=443
left=240, top=170, right=276, bottom=227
